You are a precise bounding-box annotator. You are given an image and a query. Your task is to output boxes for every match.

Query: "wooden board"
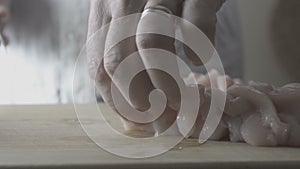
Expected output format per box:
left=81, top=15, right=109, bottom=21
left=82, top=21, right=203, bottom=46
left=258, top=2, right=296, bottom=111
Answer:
left=0, top=104, right=300, bottom=169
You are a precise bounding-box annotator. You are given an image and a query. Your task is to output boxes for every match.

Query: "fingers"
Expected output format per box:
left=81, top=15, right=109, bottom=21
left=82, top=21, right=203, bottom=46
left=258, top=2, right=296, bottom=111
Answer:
left=183, top=0, right=224, bottom=43
left=181, top=0, right=225, bottom=65
left=108, top=0, right=147, bottom=18
left=87, top=0, right=113, bottom=107
left=144, top=0, right=184, bottom=16
left=138, top=0, right=183, bottom=53
left=87, top=0, right=111, bottom=75
left=136, top=0, right=184, bottom=111
left=104, top=36, right=154, bottom=111
left=104, top=0, right=155, bottom=111
left=88, top=1, right=152, bottom=113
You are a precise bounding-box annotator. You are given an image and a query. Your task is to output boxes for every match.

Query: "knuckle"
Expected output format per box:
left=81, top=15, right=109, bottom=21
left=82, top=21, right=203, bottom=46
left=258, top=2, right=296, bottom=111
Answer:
left=87, top=58, right=102, bottom=80
left=103, top=60, right=118, bottom=77
left=102, top=50, right=122, bottom=77
left=92, top=62, right=110, bottom=87
left=87, top=50, right=102, bottom=78
left=86, top=55, right=108, bottom=85
left=110, top=0, right=146, bottom=18
left=110, top=0, right=132, bottom=17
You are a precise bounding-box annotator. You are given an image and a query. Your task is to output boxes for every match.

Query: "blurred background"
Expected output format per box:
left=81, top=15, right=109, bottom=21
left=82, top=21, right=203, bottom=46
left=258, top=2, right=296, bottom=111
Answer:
left=0, top=0, right=299, bottom=105
left=239, top=0, right=300, bottom=87
left=0, top=0, right=92, bottom=104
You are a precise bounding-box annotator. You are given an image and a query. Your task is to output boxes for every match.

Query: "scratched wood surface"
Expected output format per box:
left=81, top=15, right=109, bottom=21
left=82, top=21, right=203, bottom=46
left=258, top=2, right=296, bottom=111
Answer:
left=0, top=104, right=300, bottom=169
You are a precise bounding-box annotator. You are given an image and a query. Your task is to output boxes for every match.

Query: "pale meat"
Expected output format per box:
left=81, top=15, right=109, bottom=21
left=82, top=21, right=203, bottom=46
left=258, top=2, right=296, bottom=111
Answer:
left=122, top=70, right=300, bottom=147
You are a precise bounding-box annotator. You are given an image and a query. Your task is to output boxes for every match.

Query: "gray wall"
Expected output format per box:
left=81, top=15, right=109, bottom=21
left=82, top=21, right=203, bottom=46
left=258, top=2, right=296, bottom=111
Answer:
left=0, top=0, right=91, bottom=104
left=238, top=0, right=296, bottom=86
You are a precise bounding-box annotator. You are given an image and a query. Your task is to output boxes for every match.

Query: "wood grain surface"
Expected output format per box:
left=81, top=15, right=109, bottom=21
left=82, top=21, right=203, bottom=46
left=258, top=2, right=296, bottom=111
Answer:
left=0, top=104, right=299, bottom=169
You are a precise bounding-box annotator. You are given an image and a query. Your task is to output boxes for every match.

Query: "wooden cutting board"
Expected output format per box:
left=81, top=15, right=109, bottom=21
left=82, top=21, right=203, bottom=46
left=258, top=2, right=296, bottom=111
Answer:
left=0, top=104, right=299, bottom=169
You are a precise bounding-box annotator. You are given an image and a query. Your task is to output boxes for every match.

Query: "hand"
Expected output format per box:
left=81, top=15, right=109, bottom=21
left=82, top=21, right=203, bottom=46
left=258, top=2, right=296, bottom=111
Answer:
left=87, top=0, right=225, bottom=131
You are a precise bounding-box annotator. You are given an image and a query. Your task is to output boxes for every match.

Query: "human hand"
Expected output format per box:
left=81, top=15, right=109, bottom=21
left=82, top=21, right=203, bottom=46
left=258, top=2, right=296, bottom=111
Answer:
left=87, top=0, right=225, bottom=132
